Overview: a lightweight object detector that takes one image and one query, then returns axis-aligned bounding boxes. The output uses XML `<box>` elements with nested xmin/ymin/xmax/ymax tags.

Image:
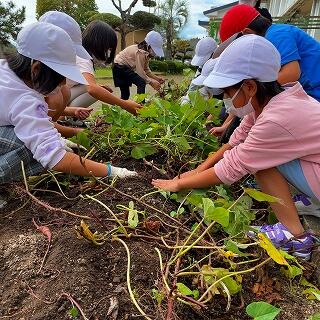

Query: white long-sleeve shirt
<box><xmin>0</xmin><ymin>59</ymin><xmax>66</xmax><ymax>169</ymax></box>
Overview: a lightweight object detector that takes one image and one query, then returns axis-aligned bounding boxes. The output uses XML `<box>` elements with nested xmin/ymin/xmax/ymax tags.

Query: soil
<box><xmin>0</xmin><ymin>159</ymin><xmax>319</xmax><ymax>320</ymax></box>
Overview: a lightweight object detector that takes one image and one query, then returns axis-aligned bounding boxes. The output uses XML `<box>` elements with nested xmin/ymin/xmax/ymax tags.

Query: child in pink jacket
<box><xmin>153</xmin><ymin>35</ymin><xmax>319</xmax><ymax>259</ymax></box>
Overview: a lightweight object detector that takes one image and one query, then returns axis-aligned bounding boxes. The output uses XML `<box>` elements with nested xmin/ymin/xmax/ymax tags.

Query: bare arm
<box><xmin>278</xmin><ymin>61</ymin><xmax>301</xmax><ymax>85</ymax></box>
<box><xmin>83</xmin><ymin>73</ymin><xmax>141</xmax><ymax>115</ymax></box>
<box><xmin>152</xmin><ymin>166</ymin><xmax>222</xmax><ymax>192</ymax></box>
<box><xmin>197</xmin><ymin>143</ymin><xmax>232</xmax><ymax>172</ymax></box>
<box><xmin>53</xmin><ymin>152</ymin><xmax>107</xmax><ymax>177</ymax></box>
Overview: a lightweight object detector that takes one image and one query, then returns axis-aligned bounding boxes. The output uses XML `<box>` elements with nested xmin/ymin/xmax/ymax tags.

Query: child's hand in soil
<box><xmin>124</xmin><ymin>100</ymin><xmax>142</xmax><ymax>115</ymax></box>
<box><xmin>109</xmin><ymin>166</ymin><xmax>138</xmax><ymax>178</ymax></box>
<box><xmin>150</xmin><ymin>79</ymin><xmax>161</xmax><ymax>91</ymax></box>
<box><xmin>101</xmin><ymin>85</ymin><xmax>113</xmax><ymax>93</ymax></box>
<box><xmin>74</xmin><ymin>108</ymin><xmax>93</xmax><ymax>120</ymax></box>
<box><xmin>152</xmin><ymin>178</ymin><xmax>180</xmax><ymax>192</ymax></box>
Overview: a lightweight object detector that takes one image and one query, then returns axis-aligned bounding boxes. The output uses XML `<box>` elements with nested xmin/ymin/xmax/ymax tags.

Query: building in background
<box><xmin>199</xmin><ymin>0</ymin><xmax>320</xmax><ymax>40</ymax></box>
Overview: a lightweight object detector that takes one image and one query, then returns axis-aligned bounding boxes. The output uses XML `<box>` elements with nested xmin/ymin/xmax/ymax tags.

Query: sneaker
<box><xmin>293</xmin><ymin>194</ymin><xmax>320</xmax><ymax>218</ymax></box>
<box><xmin>250</xmin><ymin>222</ymin><xmax>314</xmax><ymax>260</ymax></box>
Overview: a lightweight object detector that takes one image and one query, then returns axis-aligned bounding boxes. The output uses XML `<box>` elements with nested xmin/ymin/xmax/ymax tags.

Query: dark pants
<box><xmin>113</xmin><ymin>64</ymin><xmax>146</xmax><ymax>100</ymax></box>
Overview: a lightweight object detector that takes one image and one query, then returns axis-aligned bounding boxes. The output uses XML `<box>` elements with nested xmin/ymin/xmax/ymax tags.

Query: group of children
<box><xmin>0</xmin><ymin>11</ymin><xmax>165</xmax><ymax>186</ymax></box>
<box><xmin>0</xmin><ymin>6</ymin><xmax>319</xmax><ymax>259</ymax></box>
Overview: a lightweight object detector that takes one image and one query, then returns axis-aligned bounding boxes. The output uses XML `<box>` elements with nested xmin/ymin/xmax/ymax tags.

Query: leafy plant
<box><xmin>246</xmin><ymin>301</ymin><xmax>281</xmax><ymax>320</ymax></box>
<box><xmin>68</xmin><ymin>306</ymin><xmax>79</xmax><ymax>319</ymax></box>
<box><xmin>89</xmin><ymin>89</ymin><xmax>220</xmax><ymax>171</ymax></box>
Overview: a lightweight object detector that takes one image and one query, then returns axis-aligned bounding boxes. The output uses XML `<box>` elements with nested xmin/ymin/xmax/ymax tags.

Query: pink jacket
<box><xmin>214</xmin><ymin>83</ymin><xmax>320</xmax><ymax>200</ymax></box>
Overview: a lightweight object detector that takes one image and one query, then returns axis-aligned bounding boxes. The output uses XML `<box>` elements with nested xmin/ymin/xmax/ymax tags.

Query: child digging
<box><xmin>153</xmin><ymin>35</ymin><xmax>320</xmax><ymax>259</ymax></box>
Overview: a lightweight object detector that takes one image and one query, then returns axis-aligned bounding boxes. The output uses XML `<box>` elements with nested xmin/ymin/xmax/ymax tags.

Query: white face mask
<box><xmin>223</xmin><ymin>84</ymin><xmax>254</xmax><ymax>118</ymax></box>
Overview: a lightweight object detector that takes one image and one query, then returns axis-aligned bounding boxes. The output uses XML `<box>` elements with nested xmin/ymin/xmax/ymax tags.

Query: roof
<box><xmin>203</xmin><ymin>1</ymin><xmax>238</xmax><ymax>15</ymax></box>
<box><xmin>198</xmin><ymin>20</ymin><xmax>210</xmax><ymax>27</ymax></box>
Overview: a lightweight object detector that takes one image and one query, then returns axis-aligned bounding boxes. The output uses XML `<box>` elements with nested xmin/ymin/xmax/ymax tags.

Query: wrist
<box><xmin>106</xmin><ymin>162</ymin><xmax>112</xmax><ymax>177</ymax></box>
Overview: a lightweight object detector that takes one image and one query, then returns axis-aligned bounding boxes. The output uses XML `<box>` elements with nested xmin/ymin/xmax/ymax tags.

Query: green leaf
<box><xmin>172</xmin><ymin>136</ymin><xmax>191</xmax><ymax>152</ymax></box>
<box><xmin>203</xmin><ymin>198</ymin><xmax>229</xmax><ymax>227</ymax></box>
<box><xmin>138</xmin><ymin>103</ymin><xmax>159</xmax><ymax>118</ymax></box>
<box><xmin>133</xmin><ymin>93</ymin><xmax>147</xmax><ymax>103</ymax></box>
<box><xmin>69</xmin><ymin>131</ymin><xmax>91</xmax><ymax>150</ymax></box>
<box><xmin>192</xmin><ymin>289</ymin><xmax>200</xmax><ymax>299</ymax></box>
<box><xmin>303</xmin><ymin>287</ymin><xmax>320</xmax><ymax>301</ymax></box>
<box><xmin>281</xmin><ymin>265</ymin><xmax>303</xmax><ymax>279</ymax></box>
<box><xmin>151</xmin><ymin>288</ymin><xmax>165</xmax><ymax>304</ymax></box>
<box><xmin>68</xmin><ymin>306</ymin><xmax>79</xmax><ymax>319</ymax></box>
<box><xmin>128</xmin><ymin>201</ymin><xmax>139</xmax><ymax>228</ymax></box>
<box><xmin>176</xmin><ymin>283</ymin><xmax>193</xmax><ymax>296</ymax></box>
<box><xmin>224</xmin><ymin>240</ymin><xmax>247</xmax><ymax>257</ymax></box>
<box><xmin>246</xmin><ymin>301</ymin><xmax>281</xmax><ymax>320</ymax></box>
<box><xmin>244</xmin><ymin>188</ymin><xmax>282</xmax><ymax>203</ymax></box>
<box><xmin>258</xmin><ymin>233</ymin><xmax>289</xmax><ymax>266</ymax></box>
<box><xmin>131</xmin><ymin>144</ymin><xmax>157</xmax><ymax>159</ymax></box>
<box><xmin>309</xmin><ymin>313</ymin><xmax>320</xmax><ymax>320</ymax></box>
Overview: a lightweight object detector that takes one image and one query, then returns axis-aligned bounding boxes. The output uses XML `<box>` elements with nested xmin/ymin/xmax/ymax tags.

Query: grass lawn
<box><xmin>95</xmin><ymin>67</ymin><xmax>113</xmax><ymax>78</ymax></box>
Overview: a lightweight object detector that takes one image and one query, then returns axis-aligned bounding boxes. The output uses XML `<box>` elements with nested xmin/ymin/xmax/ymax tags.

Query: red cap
<box><xmin>219</xmin><ymin>4</ymin><xmax>260</xmax><ymax>42</ymax></box>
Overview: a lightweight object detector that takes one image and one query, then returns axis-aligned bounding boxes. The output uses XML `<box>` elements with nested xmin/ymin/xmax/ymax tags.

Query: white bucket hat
<box><xmin>16</xmin><ymin>22</ymin><xmax>87</xmax><ymax>85</ymax></box>
<box><xmin>192</xmin><ymin>58</ymin><xmax>219</xmax><ymax>86</ymax></box>
<box><xmin>145</xmin><ymin>31</ymin><xmax>164</xmax><ymax>57</ymax></box>
<box><xmin>191</xmin><ymin>37</ymin><xmax>217</xmax><ymax>67</ymax></box>
<box><xmin>203</xmin><ymin>35</ymin><xmax>281</xmax><ymax>89</ymax></box>
<box><xmin>39</xmin><ymin>11</ymin><xmax>92</xmax><ymax>60</ymax></box>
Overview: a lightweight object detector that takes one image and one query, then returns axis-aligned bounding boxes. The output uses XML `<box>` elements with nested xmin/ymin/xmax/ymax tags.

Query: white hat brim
<box><xmin>203</xmin><ymin>72</ymin><xmax>243</xmax><ymax>89</ymax></box>
<box><xmin>43</xmin><ymin>60</ymin><xmax>88</xmax><ymax>85</ymax></box>
<box><xmin>192</xmin><ymin>74</ymin><xmax>206</xmax><ymax>86</ymax></box>
<box><xmin>151</xmin><ymin>45</ymin><xmax>164</xmax><ymax>57</ymax></box>
<box><xmin>191</xmin><ymin>53</ymin><xmax>211</xmax><ymax>67</ymax></box>
<box><xmin>75</xmin><ymin>44</ymin><xmax>92</xmax><ymax>60</ymax></box>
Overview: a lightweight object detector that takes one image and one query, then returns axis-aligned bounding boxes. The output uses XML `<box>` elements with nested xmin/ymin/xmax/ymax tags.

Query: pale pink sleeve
<box><xmin>214</xmin><ymin>120</ymin><xmax>297</xmax><ymax>185</ymax></box>
<box><xmin>228</xmin><ymin>113</ymin><xmax>255</xmax><ymax>147</ymax></box>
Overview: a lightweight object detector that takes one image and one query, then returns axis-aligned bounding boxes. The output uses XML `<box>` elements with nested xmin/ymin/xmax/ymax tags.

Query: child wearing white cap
<box><xmin>38</xmin><ymin>11</ymin><xmax>95</xmax><ymax>137</ymax></box>
<box><xmin>153</xmin><ymin>35</ymin><xmax>320</xmax><ymax>259</ymax></box>
<box><xmin>39</xmin><ymin>15</ymin><xmax>141</xmax><ymax>119</ymax></box>
<box><xmin>0</xmin><ymin>22</ymin><xmax>136</xmax><ymax>186</ymax></box>
<box><xmin>113</xmin><ymin>31</ymin><xmax>165</xmax><ymax>99</ymax></box>
<box><xmin>180</xmin><ymin>37</ymin><xmax>217</xmax><ymax>106</ymax></box>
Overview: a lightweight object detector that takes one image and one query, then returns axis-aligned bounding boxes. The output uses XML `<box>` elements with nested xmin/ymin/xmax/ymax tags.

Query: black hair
<box><xmin>138</xmin><ymin>40</ymin><xmax>150</xmax><ymax>51</ymax></box>
<box><xmin>247</xmin><ymin>15</ymin><xmax>272</xmax><ymax>36</ymax></box>
<box><xmin>6</xmin><ymin>53</ymin><xmax>65</xmax><ymax>95</ymax></box>
<box><xmin>231</xmin><ymin>80</ymin><xmax>284</xmax><ymax>105</ymax></box>
<box><xmin>82</xmin><ymin>20</ymin><xmax>117</xmax><ymax>64</ymax></box>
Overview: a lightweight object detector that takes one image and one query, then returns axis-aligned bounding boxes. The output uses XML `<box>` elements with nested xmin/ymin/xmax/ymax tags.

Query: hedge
<box><xmin>149</xmin><ymin>59</ymin><xmax>195</xmax><ymax>74</ymax></box>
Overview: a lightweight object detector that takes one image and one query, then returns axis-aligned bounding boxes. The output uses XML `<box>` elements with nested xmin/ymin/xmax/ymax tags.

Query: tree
<box><xmin>0</xmin><ymin>1</ymin><xmax>25</xmax><ymax>46</ymax></box>
<box><xmin>157</xmin><ymin>0</ymin><xmax>189</xmax><ymax>59</ymax></box>
<box><xmin>36</xmin><ymin>0</ymin><xmax>98</xmax><ymax>29</ymax></box>
<box><xmin>88</xmin><ymin>13</ymin><xmax>122</xmax><ymax>29</ymax></box>
<box><xmin>129</xmin><ymin>11</ymin><xmax>161</xmax><ymax>30</ymax></box>
<box><xmin>110</xmin><ymin>0</ymin><xmax>158</xmax><ymax>50</ymax></box>
<box><xmin>172</xmin><ymin>39</ymin><xmax>192</xmax><ymax>62</ymax></box>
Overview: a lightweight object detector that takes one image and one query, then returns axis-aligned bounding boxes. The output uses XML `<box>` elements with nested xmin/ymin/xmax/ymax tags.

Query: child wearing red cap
<box><xmin>219</xmin><ymin>4</ymin><xmax>320</xmax><ymax>102</ymax></box>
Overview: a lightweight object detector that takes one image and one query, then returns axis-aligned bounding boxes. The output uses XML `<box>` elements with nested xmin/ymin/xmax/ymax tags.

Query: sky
<box><xmin>13</xmin><ymin>0</ymin><xmax>228</xmax><ymax>39</ymax></box>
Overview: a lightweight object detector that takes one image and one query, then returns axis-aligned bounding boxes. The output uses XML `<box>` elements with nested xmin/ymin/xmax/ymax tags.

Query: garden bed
<box><xmin>0</xmin><ymin>164</ymin><xmax>319</xmax><ymax>320</ymax></box>
<box><xmin>0</xmin><ymin>84</ymin><xmax>319</xmax><ymax>320</ymax></box>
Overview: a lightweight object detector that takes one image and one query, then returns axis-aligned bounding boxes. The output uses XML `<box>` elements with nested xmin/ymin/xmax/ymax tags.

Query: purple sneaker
<box><xmin>251</xmin><ymin>223</ymin><xmax>314</xmax><ymax>260</ymax></box>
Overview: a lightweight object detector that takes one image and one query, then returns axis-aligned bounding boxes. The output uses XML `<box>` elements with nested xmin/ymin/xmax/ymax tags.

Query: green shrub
<box><xmin>149</xmin><ymin>59</ymin><xmax>192</xmax><ymax>74</ymax></box>
<box><xmin>149</xmin><ymin>60</ymin><xmax>168</xmax><ymax>73</ymax></box>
